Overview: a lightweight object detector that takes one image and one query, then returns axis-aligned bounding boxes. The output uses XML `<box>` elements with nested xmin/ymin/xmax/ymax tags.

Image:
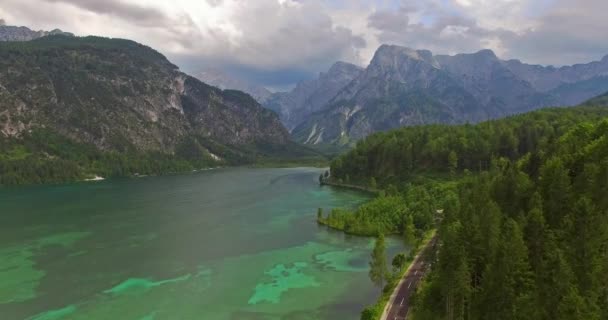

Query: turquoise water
<box><xmin>0</xmin><ymin>168</ymin><xmax>405</xmax><ymax>319</ymax></box>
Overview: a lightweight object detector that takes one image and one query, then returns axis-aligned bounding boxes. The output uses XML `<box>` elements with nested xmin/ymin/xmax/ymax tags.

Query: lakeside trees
<box><xmin>326</xmin><ymin>102</ymin><xmax>608</xmax><ymax>319</ymax></box>
<box><xmin>369</xmin><ymin>234</ymin><xmax>389</xmax><ymax>293</ymax></box>
<box><xmin>329</xmin><ymin>105</ymin><xmax>608</xmax><ymax>189</ymax></box>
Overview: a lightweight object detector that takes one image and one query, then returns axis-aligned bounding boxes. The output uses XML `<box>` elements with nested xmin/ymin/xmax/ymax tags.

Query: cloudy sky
<box><xmin>1</xmin><ymin>0</ymin><xmax>607</xmax><ymax>90</ymax></box>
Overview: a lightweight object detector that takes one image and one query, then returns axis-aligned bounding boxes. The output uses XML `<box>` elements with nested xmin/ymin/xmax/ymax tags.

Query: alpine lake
<box><xmin>0</xmin><ymin>167</ymin><xmax>407</xmax><ymax>320</ymax></box>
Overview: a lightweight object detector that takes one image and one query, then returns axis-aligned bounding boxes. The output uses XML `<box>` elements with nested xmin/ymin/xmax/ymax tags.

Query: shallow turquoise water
<box><xmin>0</xmin><ymin>167</ymin><xmax>405</xmax><ymax>319</ymax></box>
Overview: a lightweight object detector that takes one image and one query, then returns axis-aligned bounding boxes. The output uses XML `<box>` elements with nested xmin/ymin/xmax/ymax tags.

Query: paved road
<box><xmin>383</xmin><ymin>237</ymin><xmax>437</xmax><ymax>320</ymax></box>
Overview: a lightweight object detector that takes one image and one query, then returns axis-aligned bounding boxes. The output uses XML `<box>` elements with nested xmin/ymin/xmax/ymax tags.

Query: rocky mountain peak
<box><xmin>373</xmin><ymin>44</ymin><xmax>436</xmax><ymax>64</ymax></box>
<box><xmin>474</xmin><ymin>49</ymin><xmax>498</xmax><ymax>60</ymax></box>
<box><xmin>321</xmin><ymin>61</ymin><xmax>364</xmax><ymax>83</ymax></box>
<box><xmin>194</xmin><ymin>68</ymin><xmax>272</xmax><ymax>104</ymax></box>
<box><xmin>0</xmin><ymin>24</ymin><xmax>74</xmax><ymax>41</ymax></box>
<box><xmin>327</xmin><ymin>61</ymin><xmax>363</xmax><ymax>74</ymax></box>
<box><xmin>369</xmin><ymin>44</ymin><xmax>441</xmax><ymax>75</ymax></box>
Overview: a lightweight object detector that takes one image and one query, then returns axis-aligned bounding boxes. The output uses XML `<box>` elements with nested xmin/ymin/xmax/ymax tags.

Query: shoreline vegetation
<box><xmin>322</xmin><ymin>102</ymin><xmax>608</xmax><ymax>320</ymax></box>
<box><xmin>315</xmin><ymin>178</ymin><xmax>443</xmax><ymax>320</ymax></box>
<box><xmin>376</xmin><ymin>231</ymin><xmax>436</xmax><ymax>320</ymax></box>
<box><xmin>0</xmin><ymin>128</ymin><xmax>329</xmax><ymax>187</ymax></box>
<box><xmin>320</xmin><ymin>179</ymin><xmax>380</xmax><ymax>195</ymax></box>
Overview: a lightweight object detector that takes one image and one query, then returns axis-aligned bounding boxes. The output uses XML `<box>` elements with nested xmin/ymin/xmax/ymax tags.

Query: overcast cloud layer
<box><xmin>1</xmin><ymin>0</ymin><xmax>607</xmax><ymax>88</ymax></box>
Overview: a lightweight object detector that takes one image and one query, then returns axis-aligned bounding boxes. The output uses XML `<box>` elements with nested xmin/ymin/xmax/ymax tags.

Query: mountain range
<box><xmin>264</xmin><ymin>62</ymin><xmax>364</xmax><ymax>130</ymax></box>
<box><xmin>195</xmin><ymin>68</ymin><xmax>273</xmax><ymax>104</ymax></box>
<box><xmin>286</xmin><ymin>45</ymin><xmax>608</xmax><ymax>145</ymax></box>
<box><xmin>0</xmin><ymin>24</ymin><xmax>73</xmax><ymax>41</ymax></box>
<box><xmin>0</xmin><ymin>33</ymin><xmax>315</xmax><ymax>173</ymax></box>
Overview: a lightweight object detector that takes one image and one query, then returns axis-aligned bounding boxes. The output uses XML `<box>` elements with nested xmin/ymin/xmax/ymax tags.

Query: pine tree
<box><xmin>539</xmin><ymin>158</ymin><xmax>571</xmax><ymax>228</ymax></box>
<box><xmin>448</xmin><ymin>150</ymin><xmax>458</xmax><ymax>175</ymax></box>
<box><xmin>369</xmin><ymin>234</ymin><xmax>388</xmax><ymax>293</ymax></box>
<box><xmin>370</xmin><ymin>177</ymin><xmax>377</xmax><ymax>189</ymax></box>
<box><xmin>524</xmin><ymin>193</ymin><xmax>546</xmax><ymax>274</ymax></box>
<box><xmin>402</xmin><ymin>215</ymin><xmax>416</xmax><ymax>247</ymax></box>
<box><xmin>477</xmin><ymin>219</ymin><xmax>536</xmax><ymax>320</ymax></box>
<box><xmin>567</xmin><ymin>197</ymin><xmax>605</xmax><ymax>295</ymax></box>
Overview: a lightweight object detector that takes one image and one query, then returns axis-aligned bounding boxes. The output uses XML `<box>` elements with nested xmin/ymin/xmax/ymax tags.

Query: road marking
<box><xmin>408</xmin><ymin>282</ymin><xmax>412</xmax><ymax>289</ymax></box>
<box><xmin>400</xmin><ymin>298</ymin><xmax>404</xmax><ymax>306</ymax></box>
<box><xmin>415</xmin><ymin>270</ymin><xmax>418</xmax><ymax>276</ymax></box>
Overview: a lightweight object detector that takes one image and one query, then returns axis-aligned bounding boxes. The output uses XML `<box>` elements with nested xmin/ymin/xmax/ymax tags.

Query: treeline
<box><xmin>329</xmin><ymin>105</ymin><xmax>608</xmax><ymax>187</ymax></box>
<box><xmin>326</xmin><ymin>101</ymin><xmax>608</xmax><ymax>319</ymax></box>
<box><xmin>0</xmin><ymin>130</ymin><xmax>214</xmax><ymax>186</ymax></box>
<box><xmin>318</xmin><ymin>181</ymin><xmax>454</xmax><ymax>237</ymax></box>
<box><xmin>411</xmin><ymin>118</ymin><xmax>608</xmax><ymax>319</ymax></box>
<box><xmin>0</xmin><ymin>129</ymin><xmax>323</xmax><ymax>186</ymax></box>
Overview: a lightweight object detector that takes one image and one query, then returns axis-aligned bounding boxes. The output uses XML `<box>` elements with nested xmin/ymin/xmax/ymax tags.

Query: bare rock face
<box><xmin>503</xmin><ymin>56</ymin><xmax>608</xmax><ymax>106</ymax></box>
<box><xmin>264</xmin><ymin>61</ymin><xmax>363</xmax><ymax>130</ymax></box>
<box><xmin>293</xmin><ymin>44</ymin><xmax>608</xmax><ymax>146</ymax></box>
<box><xmin>194</xmin><ymin>68</ymin><xmax>273</xmax><ymax>104</ymax></box>
<box><xmin>0</xmin><ymin>35</ymin><xmax>289</xmax><ymax>153</ymax></box>
<box><xmin>0</xmin><ymin>25</ymin><xmax>74</xmax><ymax>42</ymax></box>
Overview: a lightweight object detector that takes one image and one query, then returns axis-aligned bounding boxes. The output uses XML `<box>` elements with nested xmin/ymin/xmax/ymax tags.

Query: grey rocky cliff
<box><xmin>0</xmin><ymin>35</ymin><xmax>289</xmax><ymax>154</ymax></box>
<box><xmin>293</xmin><ymin>45</ymin><xmax>608</xmax><ymax>146</ymax></box>
<box><xmin>0</xmin><ymin>25</ymin><xmax>73</xmax><ymax>42</ymax></box>
<box><xmin>264</xmin><ymin>61</ymin><xmax>363</xmax><ymax>130</ymax></box>
<box><xmin>194</xmin><ymin>68</ymin><xmax>273</xmax><ymax>104</ymax></box>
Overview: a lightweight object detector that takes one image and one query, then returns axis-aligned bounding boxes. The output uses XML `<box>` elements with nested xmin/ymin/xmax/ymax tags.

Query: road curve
<box><xmin>381</xmin><ymin>236</ymin><xmax>437</xmax><ymax>320</ymax></box>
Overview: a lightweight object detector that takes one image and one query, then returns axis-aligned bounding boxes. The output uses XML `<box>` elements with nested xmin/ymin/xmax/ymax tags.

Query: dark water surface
<box><xmin>0</xmin><ymin>167</ymin><xmax>405</xmax><ymax>320</ymax></box>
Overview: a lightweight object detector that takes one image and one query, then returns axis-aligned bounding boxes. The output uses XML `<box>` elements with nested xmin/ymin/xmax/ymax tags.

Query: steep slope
<box><xmin>264</xmin><ymin>61</ymin><xmax>363</xmax><ymax>130</ymax></box>
<box><xmin>0</xmin><ymin>24</ymin><xmax>73</xmax><ymax>41</ymax></box>
<box><xmin>435</xmin><ymin>49</ymin><xmax>555</xmax><ymax>114</ymax></box>
<box><xmin>194</xmin><ymin>68</ymin><xmax>272</xmax><ymax>104</ymax></box>
<box><xmin>293</xmin><ymin>45</ymin><xmax>608</xmax><ymax>147</ymax></box>
<box><xmin>0</xmin><ymin>35</ymin><xmax>288</xmax><ymax>150</ymax></box>
<box><xmin>0</xmin><ymin>35</ymin><xmax>318</xmax><ymax>185</ymax></box>
<box><xmin>580</xmin><ymin>90</ymin><xmax>608</xmax><ymax>106</ymax></box>
<box><xmin>503</xmin><ymin>56</ymin><xmax>608</xmax><ymax>105</ymax></box>
<box><xmin>292</xmin><ymin>46</ymin><xmax>480</xmax><ymax>145</ymax></box>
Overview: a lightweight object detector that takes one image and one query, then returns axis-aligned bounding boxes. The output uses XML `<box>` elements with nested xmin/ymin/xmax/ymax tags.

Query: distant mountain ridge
<box><xmin>291</xmin><ymin>44</ymin><xmax>608</xmax><ymax>145</ymax></box>
<box><xmin>0</xmin><ymin>35</ymin><xmax>298</xmax><ymax>162</ymax></box>
<box><xmin>0</xmin><ymin>24</ymin><xmax>73</xmax><ymax>41</ymax></box>
<box><xmin>265</xmin><ymin>61</ymin><xmax>363</xmax><ymax>130</ymax></box>
<box><xmin>194</xmin><ymin>68</ymin><xmax>273</xmax><ymax>104</ymax></box>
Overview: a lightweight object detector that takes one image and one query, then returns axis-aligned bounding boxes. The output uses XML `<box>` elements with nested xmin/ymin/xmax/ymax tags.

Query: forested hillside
<box><xmin>411</xmin><ymin>118</ymin><xmax>608</xmax><ymax>319</ymax></box>
<box><xmin>329</xmin><ymin>104</ymin><xmax>608</xmax><ymax>187</ymax></box>
<box><xmin>0</xmin><ymin>35</ymin><xmax>322</xmax><ymax>186</ymax></box>
<box><xmin>325</xmin><ymin>98</ymin><xmax>608</xmax><ymax>319</ymax></box>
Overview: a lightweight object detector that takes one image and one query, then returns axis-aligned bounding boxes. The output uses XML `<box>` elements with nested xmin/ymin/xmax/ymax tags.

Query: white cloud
<box><xmin>1</xmin><ymin>0</ymin><xmax>607</xmax><ymax>86</ymax></box>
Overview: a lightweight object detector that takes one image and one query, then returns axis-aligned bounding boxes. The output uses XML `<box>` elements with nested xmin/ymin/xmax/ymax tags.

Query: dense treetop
<box><xmin>325</xmin><ymin>96</ymin><xmax>608</xmax><ymax>320</ymax></box>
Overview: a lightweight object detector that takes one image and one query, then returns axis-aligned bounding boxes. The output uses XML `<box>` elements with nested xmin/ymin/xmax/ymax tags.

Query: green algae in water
<box><xmin>139</xmin><ymin>311</ymin><xmax>158</xmax><ymax>320</ymax></box>
<box><xmin>36</xmin><ymin>232</ymin><xmax>91</xmax><ymax>248</ymax></box>
<box><xmin>314</xmin><ymin>249</ymin><xmax>367</xmax><ymax>272</ymax></box>
<box><xmin>27</xmin><ymin>305</ymin><xmax>77</xmax><ymax>320</ymax></box>
<box><xmin>0</xmin><ymin>231</ymin><xmax>90</xmax><ymax>304</ymax></box>
<box><xmin>0</xmin><ymin>246</ymin><xmax>45</xmax><ymax>304</ymax></box>
<box><xmin>104</xmin><ymin>274</ymin><xmax>192</xmax><ymax>295</ymax></box>
<box><xmin>248</xmin><ymin>262</ymin><xmax>320</xmax><ymax>305</ymax></box>
<box><xmin>1</xmin><ymin>168</ymin><xmax>376</xmax><ymax>320</ymax></box>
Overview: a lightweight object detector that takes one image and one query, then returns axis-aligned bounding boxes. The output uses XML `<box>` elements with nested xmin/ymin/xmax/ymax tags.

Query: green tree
<box><xmin>392</xmin><ymin>253</ymin><xmax>407</xmax><ymax>273</ymax></box>
<box><xmin>369</xmin><ymin>234</ymin><xmax>388</xmax><ymax>293</ymax></box>
<box><xmin>539</xmin><ymin>157</ymin><xmax>571</xmax><ymax>228</ymax></box>
<box><xmin>448</xmin><ymin>150</ymin><xmax>458</xmax><ymax>175</ymax></box>
<box><xmin>477</xmin><ymin>219</ymin><xmax>536</xmax><ymax>320</ymax></box>
<box><xmin>402</xmin><ymin>215</ymin><xmax>416</xmax><ymax>246</ymax></box>
<box><xmin>370</xmin><ymin>177</ymin><xmax>377</xmax><ymax>189</ymax></box>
